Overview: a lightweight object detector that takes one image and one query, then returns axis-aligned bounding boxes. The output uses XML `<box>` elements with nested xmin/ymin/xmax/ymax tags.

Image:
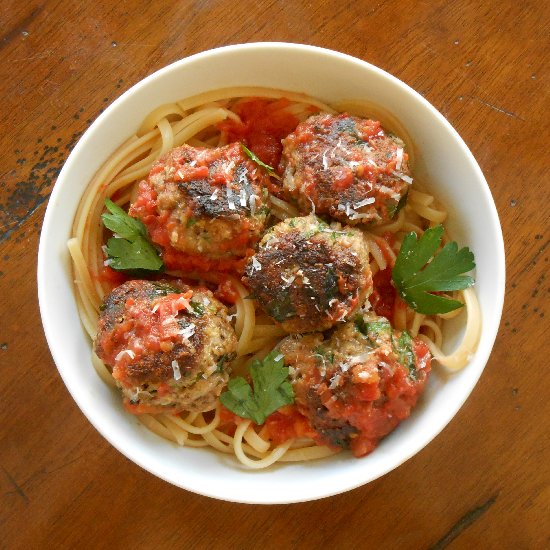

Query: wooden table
<box><xmin>1</xmin><ymin>1</ymin><xmax>548</xmax><ymax>548</ymax></box>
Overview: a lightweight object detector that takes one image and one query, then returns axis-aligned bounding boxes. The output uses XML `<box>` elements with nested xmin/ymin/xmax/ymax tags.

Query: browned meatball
<box><xmin>279</xmin><ymin>313</ymin><xmax>432</xmax><ymax>456</ymax></box>
<box><xmin>243</xmin><ymin>215</ymin><xmax>372</xmax><ymax>333</ymax></box>
<box><xmin>129</xmin><ymin>142</ymin><xmax>270</xmax><ymax>272</ymax></box>
<box><xmin>95</xmin><ymin>280</ymin><xmax>237</xmax><ymax>414</ymax></box>
<box><xmin>280</xmin><ymin>113</ymin><xmax>411</xmax><ymax>225</ymax></box>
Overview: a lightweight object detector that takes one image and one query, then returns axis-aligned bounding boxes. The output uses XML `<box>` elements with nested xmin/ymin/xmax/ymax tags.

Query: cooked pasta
<box><xmin>68</xmin><ymin>88</ymin><xmax>481</xmax><ymax>468</ymax></box>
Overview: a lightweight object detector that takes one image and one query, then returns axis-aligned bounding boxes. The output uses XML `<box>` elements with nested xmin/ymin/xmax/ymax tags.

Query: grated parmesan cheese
<box><xmin>251</xmin><ymin>256</ymin><xmax>262</xmax><ymax>271</ymax></box>
<box><xmin>322</xmin><ymin>151</ymin><xmax>329</xmax><ymax>170</ymax></box>
<box><xmin>226</xmin><ymin>185</ymin><xmax>236</xmax><ymax>210</ymax></box>
<box><xmin>354</xmin><ymin>197</ymin><xmax>376</xmax><ymax>209</ymax></box>
<box><xmin>179</xmin><ymin>323</ymin><xmax>196</xmax><ymax>340</ymax></box>
<box><xmin>328</xmin><ymin>373</ymin><xmax>341</xmax><ymax>390</ymax></box>
<box><xmin>348</xmin><ymin>353</ymin><xmax>373</xmax><ymax>365</ymax></box>
<box><xmin>171</xmin><ymin>360</ymin><xmax>182</xmax><ymax>381</ymax></box>
<box><xmin>395</xmin><ymin>148</ymin><xmax>404</xmax><ymax>170</ymax></box>
<box><xmin>281</xmin><ymin>274</ymin><xmax>295</xmax><ymax>286</ymax></box>
<box><xmin>394</xmin><ymin>171</ymin><xmax>413</xmax><ymax>184</ymax></box>
<box><xmin>249</xmin><ymin>193</ymin><xmax>257</xmax><ymax>216</ymax></box>
<box><xmin>115</xmin><ymin>349</ymin><xmax>135</xmax><ymax>362</ymax></box>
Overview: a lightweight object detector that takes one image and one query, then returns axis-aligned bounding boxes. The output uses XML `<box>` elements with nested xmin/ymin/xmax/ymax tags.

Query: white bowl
<box><xmin>38</xmin><ymin>43</ymin><xmax>505</xmax><ymax>503</ymax></box>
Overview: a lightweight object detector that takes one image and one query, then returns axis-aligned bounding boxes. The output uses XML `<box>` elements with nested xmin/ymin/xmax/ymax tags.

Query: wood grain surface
<box><xmin>1</xmin><ymin>1</ymin><xmax>548</xmax><ymax>548</ymax></box>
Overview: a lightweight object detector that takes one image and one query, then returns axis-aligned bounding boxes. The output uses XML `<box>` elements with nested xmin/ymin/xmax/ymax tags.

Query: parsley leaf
<box><xmin>392</xmin><ymin>225</ymin><xmax>475</xmax><ymax>314</ymax></box>
<box><xmin>220</xmin><ymin>350</ymin><xmax>294</xmax><ymax>425</ymax></box>
<box><xmin>241</xmin><ymin>143</ymin><xmax>281</xmax><ymax>180</ymax></box>
<box><xmin>101</xmin><ymin>199</ymin><xmax>164</xmax><ymax>272</ymax></box>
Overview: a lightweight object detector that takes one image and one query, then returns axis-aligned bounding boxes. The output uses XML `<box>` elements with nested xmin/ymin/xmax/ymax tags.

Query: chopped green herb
<box><xmin>392</xmin><ymin>225</ymin><xmax>475</xmax><ymax>314</ymax></box>
<box><xmin>187</xmin><ymin>218</ymin><xmax>197</xmax><ymax>227</ymax></box>
<box><xmin>314</xmin><ymin>346</ymin><xmax>335</xmax><ymax>364</ymax></box>
<box><xmin>387</xmin><ymin>191</ymin><xmax>408</xmax><ymax>219</ymax></box>
<box><xmin>335</xmin><ymin>117</ymin><xmax>356</xmax><ymax>134</ymax></box>
<box><xmin>216</xmin><ymin>352</ymin><xmax>236</xmax><ymax>373</ymax></box>
<box><xmin>241</xmin><ymin>143</ymin><xmax>281</xmax><ymax>180</ymax></box>
<box><xmin>266</xmin><ymin>292</ymin><xmax>295</xmax><ymax>322</ymax></box>
<box><xmin>392</xmin><ymin>330</ymin><xmax>416</xmax><ymax>378</ymax></box>
<box><xmin>220</xmin><ymin>351</ymin><xmax>294</xmax><ymax>425</ymax></box>
<box><xmin>323</xmin><ymin>267</ymin><xmax>338</xmax><ymax>302</ymax></box>
<box><xmin>101</xmin><ymin>199</ymin><xmax>163</xmax><ymax>272</ymax></box>
<box><xmin>189</xmin><ymin>300</ymin><xmax>205</xmax><ymax>316</ymax></box>
<box><xmin>150</xmin><ymin>282</ymin><xmax>180</xmax><ymax>296</ymax></box>
<box><xmin>355</xmin><ymin>316</ymin><xmax>391</xmax><ymax>346</ymax></box>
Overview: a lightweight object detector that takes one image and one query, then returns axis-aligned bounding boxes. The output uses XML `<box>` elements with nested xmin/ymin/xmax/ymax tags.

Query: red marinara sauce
<box><xmin>217</xmin><ymin>98</ymin><xmax>306</xmax><ymax>194</ymax></box>
<box><xmin>218</xmin><ymin>404</ymin><xmax>316</xmax><ymax>445</ymax></box>
<box><xmin>332</xmin><ymin>339</ymin><xmax>432</xmax><ymax>458</ymax></box>
<box><xmin>370</xmin><ymin>233</ymin><xmax>399</xmax><ymax>322</ymax></box>
<box><xmin>370</xmin><ymin>267</ymin><xmax>396</xmax><ymax>322</ymax></box>
<box><xmin>262</xmin><ymin>405</ymin><xmax>317</xmax><ymax>445</ymax></box>
<box><xmin>96</xmin><ymin>288</ymin><xmax>195</xmax><ymax>380</ymax></box>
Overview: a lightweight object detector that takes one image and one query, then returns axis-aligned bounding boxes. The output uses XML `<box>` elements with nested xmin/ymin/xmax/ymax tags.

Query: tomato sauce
<box><xmin>218</xmin><ymin>404</ymin><xmax>317</xmax><ymax>446</ymax></box>
<box><xmin>321</xmin><ymin>342</ymin><xmax>431</xmax><ymax>458</ymax></box>
<box><xmin>129</xmin><ymin>180</ymin><xmax>250</xmax><ymax>274</ymax></box>
<box><xmin>96</xmin><ymin>288</ymin><xmax>194</xmax><ymax>388</ymax></box>
<box><xmin>214</xmin><ymin>278</ymin><xmax>239</xmax><ymax>305</ymax></box>
<box><xmin>370</xmin><ymin>267</ymin><xmax>396</xmax><ymax>321</ymax></box>
<box><xmin>97</xmin><ymin>265</ymin><xmax>128</xmax><ymax>290</ymax></box>
<box><xmin>262</xmin><ymin>405</ymin><xmax>317</xmax><ymax>444</ymax></box>
<box><xmin>217</xmin><ymin>98</ymin><xmax>303</xmax><ymax>193</ymax></box>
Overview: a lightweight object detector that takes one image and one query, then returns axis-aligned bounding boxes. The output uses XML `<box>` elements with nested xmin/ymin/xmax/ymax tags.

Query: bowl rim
<box><xmin>37</xmin><ymin>41</ymin><xmax>505</xmax><ymax>503</ymax></box>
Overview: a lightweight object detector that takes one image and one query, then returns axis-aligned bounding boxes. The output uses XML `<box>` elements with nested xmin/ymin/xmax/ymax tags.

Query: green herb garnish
<box><xmin>220</xmin><ymin>351</ymin><xmax>294</xmax><ymax>425</ymax></box>
<box><xmin>387</xmin><ymin>191</ymin><xmax>408</xmax><ymax>219</ymax></box>
<box><xmin>355</xmin><ymin>317</ymin><xmax>391</xmax><ymax>338</ymax></box>
<box><xmin>216</xmin><ymin>352</ymin><xmax>236</xmax><ymax>373</ymax></box>
<box><xmin>241</xmin><ymin>143</ymin><xmax>281</xmax><ymax>180</ymax></box>
<box><xmin>392</xmin><ymin>225</ymin><xmax>475</xmax><ymax>314</ymax></box>
<box><xmin>392</xmin><ymin>330</ymin><xmax>416</xmax><ymax>378</ymax></box>
<box><xmin>101</xmin><ymin>199</ymin><xmax>163</xmax><ymax>272</ymax></box>
<box><xmin>323</xmin><ymin>267</ymin><xmax>338</xmax><ymax>302</ymax></box>
<box><xmin>266</xmin><ymin>292</ymin><xmax>295</xmax><ymax>322</ymax></box>
<box><xmin>313</xmin><ymin>346</ymin><xmax>335</xmax><ymax>364</ymax></box>
<box><xmin>189</xmin><ymin>300</ymin><xmax>205</xmax><ymax>316</ymax></box>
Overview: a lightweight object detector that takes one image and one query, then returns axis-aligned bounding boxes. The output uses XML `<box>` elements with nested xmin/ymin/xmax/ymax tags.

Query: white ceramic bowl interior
<box><xmin>38</xmin><ymin>43</ymin><xmax>505</xmax><ymax>504</ymax></box>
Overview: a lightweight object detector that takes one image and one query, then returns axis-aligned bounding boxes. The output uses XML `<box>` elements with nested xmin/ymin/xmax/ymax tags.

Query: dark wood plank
<box><xmin>1</xmin><ymin>1</ymin><xmax>548</xmax><ymax>548</ymax></box>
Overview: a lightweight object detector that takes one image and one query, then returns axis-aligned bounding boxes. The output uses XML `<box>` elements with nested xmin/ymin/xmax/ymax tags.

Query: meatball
<box><xmin>243</xmin><ymin>215</ymin><xmax>372</xmax><ymax>333</ymax></box>
<box><xmin>129</xmin><ymin>142</ymin><xmax>270</xmax><ymax>272</ymax></box>
<box><xmin>95</xmin><ymin>280</ymin><xmax>238</xmax><ymax>414</ymax></box>
<box><xmin>279</xmin><ymin>313</ymin><xmax>432</xmax><ymax>456</ymax></box>
<box><xmin>280</xmin><ymin>113</ymin><xmax>411</xmax><ymax>225</ymax></box>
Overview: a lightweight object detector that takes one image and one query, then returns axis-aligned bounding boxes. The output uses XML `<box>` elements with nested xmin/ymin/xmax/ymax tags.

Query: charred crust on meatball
<box><xmin>305</xmin><ymin>389</ymin><xmax>358</xmax><ymax>449</ymax></box>
<box><xmin>98</xmin><ymin>280</ymin><xmax>182</xmax><ymax>333</ymax></box>
<box><xmin>95</xmin><ymin>279</ymin><xmax>238</xmax><ymax>413</ymax></box>
<box><xmin>243</xmin><ymin>215</ymin><xmax>372</xmax><ymax>333</ymax></box>
<box><xmin>130</xmin><ymin>142</ymin><xmax>271</xmax><ymax>264</ymax></box>
<box><xmin>280</xmin><ymin>113</ymin><xmax>411</xmax><ymax>226</ymax></box>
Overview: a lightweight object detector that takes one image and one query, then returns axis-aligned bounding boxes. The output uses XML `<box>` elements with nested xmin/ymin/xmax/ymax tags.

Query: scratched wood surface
<box><xmin>1</xmin><ymin>1</ymin><xmax>548</xmax><ymax>548</ymax></box>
